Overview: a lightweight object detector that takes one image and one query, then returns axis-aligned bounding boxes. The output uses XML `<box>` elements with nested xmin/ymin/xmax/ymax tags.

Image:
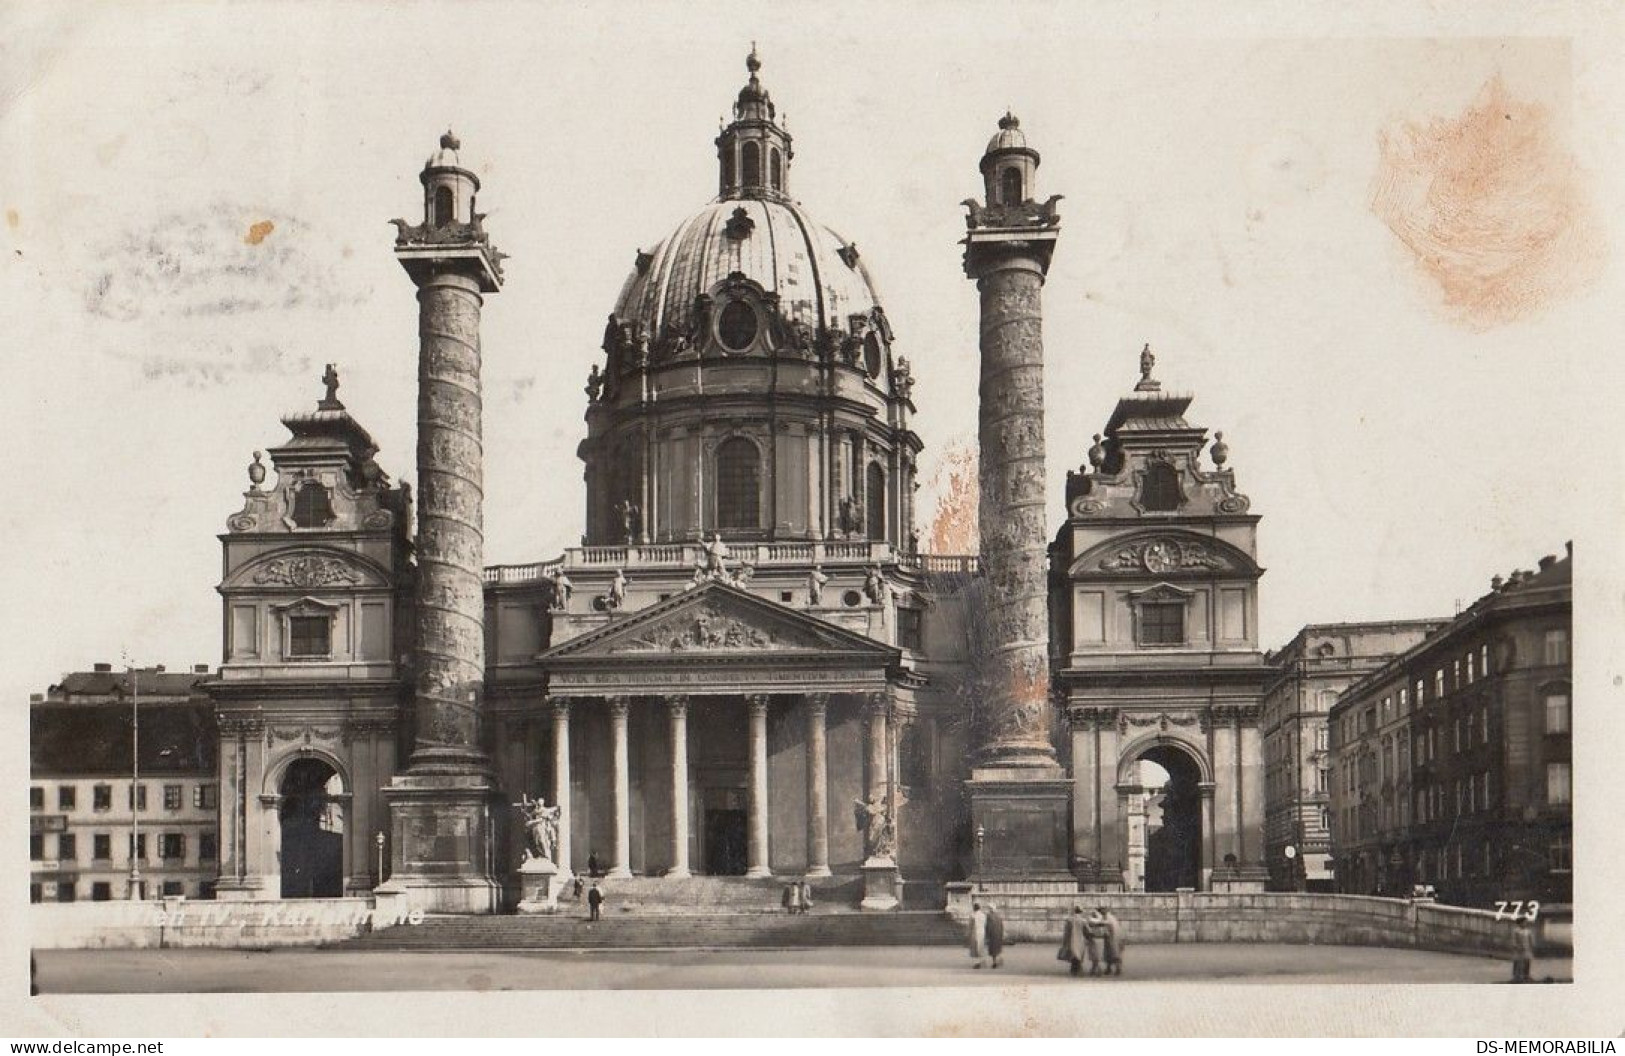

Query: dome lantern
<box><xmin>715</xmin><ymin>44</ymin><xmax>793</xmax><ymax>200</ymax></box>
<box><xmin>979</xmin><ymin>111</ymin><xmax>1041</xmax><ymax>207</ymax></box>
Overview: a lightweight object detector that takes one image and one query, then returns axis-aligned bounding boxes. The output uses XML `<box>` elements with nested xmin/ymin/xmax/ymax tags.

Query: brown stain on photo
<box><xmin>927</xmin><ymin>440</ymin><xmax>979</xmax><ymax>554</ymax></box>
<box><xmin>1370</xmin><ymin>75</ymin><xmax>1605</xmax><ymax>330</ymax></box>
<box><xmin>5</xmin><ymin>208</ymin><xmax>18</xmax><ymax>231</ymax></box>
<box><xmin>244</xmin><ymin>219</ymin><xmax>275</xmax><ymax>245</ymax></box>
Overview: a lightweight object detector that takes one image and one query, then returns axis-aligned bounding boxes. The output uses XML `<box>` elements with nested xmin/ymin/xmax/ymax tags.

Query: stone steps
<box><xmin>341</xmin><ymin>910</ymin><xmax>963</xmax><ymax>950</ymax></box>
<box><xmin>561</xmin><ymin>874</ymin><xmax>863</xmax><ymax>915</ymax></box>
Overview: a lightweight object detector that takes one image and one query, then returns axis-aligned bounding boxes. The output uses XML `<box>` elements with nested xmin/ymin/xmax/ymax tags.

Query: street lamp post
<box><xmin>125</xmin><ymin>666</ymin><xmax>143</xmax><ymax>900</ymax></box>
<box><xmin>375</xmin><ymin>831</ymin><xmax>386</xmax><ymax>886</ymax></box>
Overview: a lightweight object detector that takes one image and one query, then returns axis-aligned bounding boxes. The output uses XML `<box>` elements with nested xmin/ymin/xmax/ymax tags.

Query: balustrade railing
<box><xmin>480</xmin><ymin>544</ymin><xmax>979</xmax><ymax>583</ymax></box>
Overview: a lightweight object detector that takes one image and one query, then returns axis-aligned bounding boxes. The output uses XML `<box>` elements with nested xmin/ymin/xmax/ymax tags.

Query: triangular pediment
<box><xmin>541</xmin><ymin>580</ymin><xmax>899</xmax><ymax>662</ymax></box>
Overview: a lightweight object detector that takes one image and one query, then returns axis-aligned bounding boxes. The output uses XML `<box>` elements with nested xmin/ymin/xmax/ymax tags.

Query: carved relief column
<box><xmin>665</xmin><ymin>695</ymin><xmax>692</xmax><ymax>878</ymax></box>
<box><xmin>745</xmin><ymin>695</ymin><xmax>772</xmax><ymax>878</ymax></box>
<box><xmin>607</xmin><ymin>696</ymin><xmax>633</xmax><ymax>878</ymax></box>
<box><xmin>804</xmin><ymin>693</ymin><xmax>831</xmax><ymax>877</ymax></box>
<box><xmin>551</xmin><ymin>697</ymin><xmax>572</xmax><ymax>877</ymax></box>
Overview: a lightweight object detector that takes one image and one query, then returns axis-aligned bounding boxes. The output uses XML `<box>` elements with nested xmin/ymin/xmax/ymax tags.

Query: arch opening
<box><xmin>278</xmin><ymin>758</ymin><xmax>345</xmax><ymax>898</ymax></box>
<box><xmin>433</xmin><ymin>185</ymin><xmax>455</xmax><ymax>227</ymax></box>
<box><xmin>999</xmin><ymin>166</ymin><xmax>1024</xmax><ymax>206</ymax></box>
<box><xmin>1131</xmin><ymin>743</ymin><xmax>1203</xmax><ymax>892</ymax></box>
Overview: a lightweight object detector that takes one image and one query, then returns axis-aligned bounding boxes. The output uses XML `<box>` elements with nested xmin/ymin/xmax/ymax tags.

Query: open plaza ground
<box><xmin>33</xmin><ymin>942</ymin><xmax>1572</xmax><ymax>993</ymax></box>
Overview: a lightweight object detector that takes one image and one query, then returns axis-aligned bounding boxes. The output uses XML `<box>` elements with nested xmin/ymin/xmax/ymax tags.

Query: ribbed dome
<box><xmin>984</xmin><ymin>112</ymin><xmax>1028</xmax><ymax>155</ymax></box>
<box><xmin>613</xmin><ymin>196</ymin><xmax>884</xmax><ymax>338</ymax></box>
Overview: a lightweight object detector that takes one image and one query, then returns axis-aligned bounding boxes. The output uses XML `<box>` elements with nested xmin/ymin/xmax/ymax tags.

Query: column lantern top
<box><xmin>391</xmin><ymin>130</ymin><xmax>507</xmax><ymax>292</ymax></box>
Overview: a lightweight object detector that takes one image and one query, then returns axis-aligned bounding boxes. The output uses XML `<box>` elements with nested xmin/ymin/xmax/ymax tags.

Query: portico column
<box><xmin>551</xmin><ymin>698</ymin><xmax>572</xmax><ymax>877</ymax></box>
<box><xmin>607</xmin><ymin>696</ymin><xmax>632</xmax><ymax>878</ymax></box>
<box><xmin>805</xmin><ymin>693</ymin><xmax>831</xmax><ymax>877</ymax></box>
<box><xmin>665</xmin><ymin>695</ymin><xmax>691</xmax><ymax>878</ymax></box>
<box><xmin>865</xmin><ymin>691</ymin><xmax>890</xmax><ymax>801</ymax></box>
<box><xmin>1199</xmin><ymin>782</ymin><xmax>1217</xmax><ymax>892</ymax></box>
<box><xmin>745</xmin><ymin>694</ymin><xmax>772</xmax><ymax>878</ymax></box>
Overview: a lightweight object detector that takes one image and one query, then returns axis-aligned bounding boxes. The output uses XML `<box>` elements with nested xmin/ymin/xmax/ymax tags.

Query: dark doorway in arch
<box><xmin>279</xmin><ymin>758</ymin><xmax>345</xmax><ymax>898</ymax></box>
<box><xmin>1140</xmin><ymin>744</ymin><xmax>1202</xmax><ymax>892</ymax></box>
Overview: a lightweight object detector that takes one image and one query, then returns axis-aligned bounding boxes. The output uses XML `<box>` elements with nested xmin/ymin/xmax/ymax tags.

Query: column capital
<box><xmin>549</xmin><ymin>696</ymin><xmax>573</xmax><ymax>717</ymax></box>
<box><xmin>863</xmin><ymin>689</ymin><xmax>893</xmax><ymax>719</ymax></box>
<box><xmin>805</xmin><ymin>691</ymin><xmax>830</xmax><ymax>717</ymax></box>
<box><xmin>662</xmin><ymin>693</ymin><xmax>690</xmax><ymax>715</ymax></box>
<box><xmin>746</xmin><ymin>694</ymin><xmax>771</xmax><ymax>717</ymax></box>
<box><xmin>606</xmin><ymin>695</ymin><xmax>630</xmax><ymax>719</ymax></box>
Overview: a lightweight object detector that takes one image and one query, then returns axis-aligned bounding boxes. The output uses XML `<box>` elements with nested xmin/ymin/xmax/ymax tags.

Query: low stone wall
<box><xmin>944</xmin><ymin>887</ymin><xmax>1567</xmax><ymax>959</ymax></box>
<box><xmin>31</xmin><ymin>897</ymin><xmax>399</xmax><ymax>950</ymax></box>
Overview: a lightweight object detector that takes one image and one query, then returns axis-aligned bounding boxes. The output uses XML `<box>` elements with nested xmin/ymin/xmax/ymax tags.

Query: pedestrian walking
<box><xmin>782</xmin><ymin>882</ymin><xmax>800</xmax><ymax>915</ymax></box>
<box><xmin>572</xmin><ymin>875</ymin><xmax>585</xmax><ymax>901</ymax></box>
<box><xmin>985</xmin><ymin>901</ymin><xmax>1006</xmax><ymax>969</ymax></box>
<box><xmin>1057</xmin><ymin>905</ymin><xmax>1088</xmax><ymax>976</ymax></box>
<box><xmin>587</xmin><ymin>881</ymin><xmax>604</xmax><ymax>922</ymax></box>
<box><xmin>1100</xmin><ymin>905</ymin><xmax>1125</xmax><ymax>976</ymax></box>
<box><xmin>1511</xmin><ymin>919</ymin><xmax>1536</xmax><ymax>983</ymax></box>
<box><xmin>587</xmin><ymin>851</ymin><xmax>601</xmax><ymax>878</ymax></box>
<box><xmin>1084</xmin><ymin>908</ymin><xmax>1107</xmax><ymax>975</ymax></box>
<box><xmin>799</xmin><ymin>879</ymin><xmax>815</xmax><ymax>915</ymax></box>
<box><xmin>967</xmin><ymin>901</ymin><xmax>990</xmax><ymax>968</ymax></box>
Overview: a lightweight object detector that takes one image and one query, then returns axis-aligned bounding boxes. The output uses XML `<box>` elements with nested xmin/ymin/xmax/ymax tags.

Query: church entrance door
<box><xmin>278</xmin><ymin>758</ymin><xmax>345</xmax><ymax>898</ymax></box>
<box><xmin>701</xmin><ymin>787</ymin><xmax>748</xmax><ymax>875</ymax></box>
<box><xmin>1136</xmin><ymin>744</ymin><xmax>1203</xmax><ymax>892</ymax></box>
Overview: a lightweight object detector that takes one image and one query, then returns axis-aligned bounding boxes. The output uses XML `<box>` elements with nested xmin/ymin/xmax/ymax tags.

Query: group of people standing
<box><xmin>1058</xmin><ymin>905</ymin><xmax>1125</xmax><ymax>977</ymax></box>
<box><xmin>782</xmin><ymin>880</ymin><xmax>816</xmax><ymax>914</ymax></box>
<box><xmin>966</xmin><ymin>901</ymin><xmax>1125</xmax><ymax>976</ymax></box>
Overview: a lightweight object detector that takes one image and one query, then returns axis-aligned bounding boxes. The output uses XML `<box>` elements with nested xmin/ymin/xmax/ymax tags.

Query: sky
<box><xmin>3</xmin><ymin>1</ymin><xmax>1623</xmax><ymax>712</ymax></box>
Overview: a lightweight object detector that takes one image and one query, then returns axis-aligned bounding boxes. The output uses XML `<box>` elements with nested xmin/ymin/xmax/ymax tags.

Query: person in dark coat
<box><xmin>1100</xmin><ymin>906</ymin><xmax>1125</xmax><ymax>976</ymax></box>
<box><xmin>985</xmin><ymin>901</ymin><xmax>1007</xmax><ymax>969</ymax></box>
<box><xmin>1057</xmin><ymin>905</ymin><xmax>1088</xmax><ymax>976</ymax></box>
<box><xmin>587</xmin><ymin>851</ymin><xmax>601</xmax><ymax>878</ymax></box>
<box><xmin>587</xmin><ymin>881</ymin><xmax>604</xmax><ymax>922</ymax></box>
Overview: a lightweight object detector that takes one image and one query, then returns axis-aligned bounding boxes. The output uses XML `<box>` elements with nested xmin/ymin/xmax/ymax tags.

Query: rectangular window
<box><xmin>288</xmin><ymin>614</ymin><xmax>332</xmax><ymax>659</ymax></box>
<box><xmin>29</xmin><ymin>832</ymin><xmax>43</xmax><ymax>860</ymax></box>
<box><xmin>1481</xmin><ymin>644</ymin><xmax>1490</xmax><ymax>678</ymax></box>
<box><xmin>30</xmin><ymin>884</ymin><xmax>42</xmax><ymax>904</ymax></box>
<box><xmin>1547</xmin><ymin>762</ymin><xmax>1572</xmax><ymax>806</ymax></box>
<box><xmin>1545</xmin><ymin>693</ymin><xmax>1571</xmax><ymax>734</ymax></box>
<box><xmin>162</xmin><ymin>880</ymin><xmax>185</xmax><ymax>897</ymax></box>
<box><xmin>1550</xmin><ymin>833</ymin><xmax>1572</xmax><ymax>872</ymax></box>
<box><xmin>1315</xmin><ymin>726</ymin><xmax>1328</xmax><ymax>752</ymax></box>
<box><xmin>1399</xmin><ymin>687</ymin><xmax>1409</xmax><ymax>712</ymax></box>
<box><xmin>1466</xmin><ymin>652</ymin><xmax>1476</xmax><ymax>683</ymax></box>
<box><xmin>1138</xmin><ymin>602</ymin><xmax>1185</xmax><ymax>646</ymax></box>
<box><xmin>1454</xmin><ymin>719</ymin><xmax>1462</xmax><ymax>753</ymax></box>
<box><xmin>58</xmin><ymin>833</ymin><xmax>76</xmax><ymax>861</ymax></box>
<box><xmin>128</xmin><ymin>833</ymin><xmax>147</xmax><ymax>861</ymax></box>
<box><xmin>128</xmin><ymin>784</ymin><xmax>147</xmax><ymax>811</ymax></box>
<box><xmin>200</xmin><ymin>832</ymin><xmax>218</xmax><ymax>861</ymax></box>
<box><xmin>160</xmin><ymin>833</ymin><xmax>186</xmax><ymax>860</ymax></box>
<box><xmin>1435</xmin><ymin>669</ymin><xmax>1445</xmax><ymax>699</ymax></box>
<box><xmin>57</xmin><ymin>882</ymin><xmax>75</xmax><ymax>903</ymax></box>
<box><xmin>92</xmin><ymin>882</ymin><xmax>112</xmax><ymax>902</ymax></box>
<box><xmin>94</xmin><ymin>784</ymin><xmax>112</xmax><ymax>811</ymax></box>
<box><xmin>897</xmin><ymin>608</ymin><xmax>923</xmax><ymax>652</ymax></box>
<box><xmin>194</xmin><ymin>785</ymin><xmax>219</xmax><ymax>811</ymax></box>
<box><xmin>30</xmin><ymin>787</ymin><xmax>43</xmax><ymax>811</ymax></box>
<box><xmin>93</xmin><ymin>833</ymin><xmax>111</xmax><ymax>860</ymax></box>
<box><xmin>58</xmin><ymin>786</ymin><xmax>76</xmax><ymax>810</ymax></box>
<box><xmin>164</xmin><ymin>785</ymin><xmax>182</xmax><ymax>811</ymax></box>
<box><xmin>1415</xmin><ymin>679</ymin><xmax>1426</xmax><ymax>707</ymax></box>
<box><xmin>1316</xmin><ymin>768</ymin><xmax>1329</xmax><ymax>793</ymax></box>
<box><xmin>1544</xmin><ymin>628</ymin><xmax>1570</xmax><ymax>665</ymax></box>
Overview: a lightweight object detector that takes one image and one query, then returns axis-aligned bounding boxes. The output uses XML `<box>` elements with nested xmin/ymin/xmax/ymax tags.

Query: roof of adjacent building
<box><xmin>31</xmin><ymin>702</ymin><xmax>217</xmax><ymax>776</ymax></box>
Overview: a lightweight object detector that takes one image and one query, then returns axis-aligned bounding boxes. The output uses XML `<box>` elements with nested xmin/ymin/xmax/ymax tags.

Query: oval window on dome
<box><xmin>863</xmin><ymin>333</ymin><xmax>883</xmax><ymax>378</ymax></box>
<box><xmin>717</xmin><ymin>300</ymin><xmax>758</xmax><ymax>352</ymax></box>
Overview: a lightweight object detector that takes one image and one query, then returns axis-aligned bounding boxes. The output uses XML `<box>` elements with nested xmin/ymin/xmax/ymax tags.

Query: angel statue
<box><xmin>513</xmin><ymin>794</ymin><xmax>562</xmax><ymax>864</ymax></box>
<box><xmin>853</xmin><ymin>792</ymin><xmax>897</xmax><ymax>861</ymax></box>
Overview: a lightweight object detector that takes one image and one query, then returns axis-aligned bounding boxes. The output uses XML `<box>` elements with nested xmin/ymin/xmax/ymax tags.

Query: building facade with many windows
<box><xmin>30</xmin><ymin>666</ymin><xmax>220</xmax><ymax>902</ymax></box>
<box><xmin>1261</xmin><ymin>621</ymin><xmax>1442</xmax><ymax>891</ymax></box>
<box><xmin>1328</xmin><ymin>548</ymin><xmax>1572</xmax><ymax>907</ymax></box>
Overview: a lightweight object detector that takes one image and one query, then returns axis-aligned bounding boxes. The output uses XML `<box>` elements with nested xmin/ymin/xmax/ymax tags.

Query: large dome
<box><xmin>613</xmin><ymin>197</ymin><xmax>884</xmax><ymax>338</ymax></box>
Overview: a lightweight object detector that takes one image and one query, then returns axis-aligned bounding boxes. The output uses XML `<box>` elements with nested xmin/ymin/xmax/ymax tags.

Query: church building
<box><xmin>202</xmin><ymin>50</ymin><xmax>1269</xmax><ymax>911</ymax></box>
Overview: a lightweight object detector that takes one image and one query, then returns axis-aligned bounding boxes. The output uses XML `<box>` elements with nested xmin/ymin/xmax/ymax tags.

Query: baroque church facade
<box><xmin>204</xmin><ymin>51</ymin><xmax>1268</xmax><ymax>911</ymax></box>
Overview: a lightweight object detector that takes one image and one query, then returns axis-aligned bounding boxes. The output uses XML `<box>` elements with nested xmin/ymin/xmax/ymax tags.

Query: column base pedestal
<box><xmin>212</xmin><ymin>876</ymin><xmax>276</xmax><ymax>901</ymax></box>
<box><xmin>378</xmin><ymin>770</ymin><xmax>503</xmax><ymax>915</ymax></box>
<box><xmin>1208</xmin><ymin>865</ymin><xmax>1269</xmax><ymax>893</ymax></box>
<box><xmin>664</xmin><ymin>867</ymin><xmax>692</xmax><ymax>879</ymax></box>
<box><xmin>967</xmin><ymin>769</ymin><xmax>1073</xmax><ymax>878</ymax></box>
<box><xmin>515</xmin><ymin>857</ymin><xmax>564</xmax><ymax>914</ymax></box>
<box><xmin>861</xmin><ymin>856</ymin><xmax>901</xmax><ymax>911</ymax></box>
<box><xmin>806</xmin><ymin>865</ymin><xmax>833</xmax><ymax>878</ymax></box>
<box><xmin>745</xmin><ymin>866</ymin><xmax>773</xmax><ymax>879</ymax></box>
